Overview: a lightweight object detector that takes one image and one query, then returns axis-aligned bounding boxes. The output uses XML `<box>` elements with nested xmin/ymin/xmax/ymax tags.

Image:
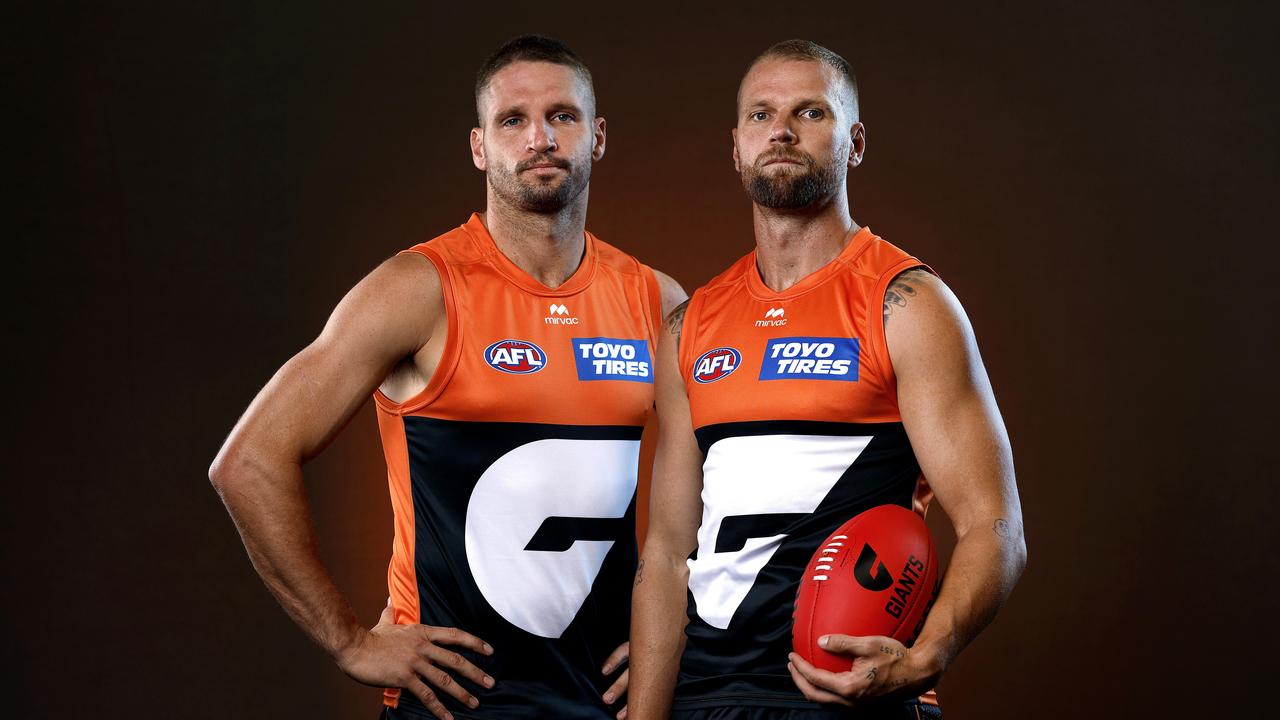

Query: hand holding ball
<box><xmin>791</xmin><ymin>505</ymin><xmax>940</xmax><ymax>672</ymax></box>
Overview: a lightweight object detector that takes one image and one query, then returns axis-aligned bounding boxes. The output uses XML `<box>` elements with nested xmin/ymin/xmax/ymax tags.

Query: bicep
<box><xmin>886</xmin><ymin>273</ymin><xmax>1019</xmax><ymax>537</ymax></box>
<box><xmin>219</xmin><ymin>254</ymin><xmax>441</xmax><ymax>467</ymax></box>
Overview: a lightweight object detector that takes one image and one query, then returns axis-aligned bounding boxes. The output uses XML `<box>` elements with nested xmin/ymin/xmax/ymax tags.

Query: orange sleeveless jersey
<box><xmin>671</xmin><ymin>226</ymin><xmax>940</xmax><ymax>710</ymax></box>
<box><xmin>373</xmin><ymin>214</ymin><xmax>661</xmax><ymax>718</ymax></box>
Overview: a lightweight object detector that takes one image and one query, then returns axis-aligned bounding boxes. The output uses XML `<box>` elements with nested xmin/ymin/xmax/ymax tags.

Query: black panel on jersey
<box><xmin>402</xmin><ymin>417</ymin><xmax>641</xmax><ymax>720</ymax></box>
<box><xmin>693</xmin><ymin>419</ymin><xmax>910</xmax><ymax>456</ymax></box>
<box><xmin>677</xmin><ymin>419</ymin><xmax>922</xmax><ymax>710</ymax></box>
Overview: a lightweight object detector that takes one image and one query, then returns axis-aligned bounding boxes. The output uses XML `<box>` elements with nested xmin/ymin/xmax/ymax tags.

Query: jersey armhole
<box><xmin>373</xmin><ymin>245</ymin><xmax>462</xmax><ymax>416</ymax></box>
<box><xmin>866</xmin><ymin>259</ymin><xmax>936</xmax><ymax>406</ymax></box>
<box><xmin>676</xmin><ymin>288</ymin><xmax>703</xmax><ymax>385</ymax></box>
<box><xmin>641</xmin><ymin>264</ymin><xmax>663</xmax><ymax>340</ymax></box>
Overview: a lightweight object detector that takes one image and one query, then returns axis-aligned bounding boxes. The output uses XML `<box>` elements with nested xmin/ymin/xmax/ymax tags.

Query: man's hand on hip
<box><xmin>338</xmin><ymin>600</ymin><xmax>497</xmax><ymax>720</ymax></box>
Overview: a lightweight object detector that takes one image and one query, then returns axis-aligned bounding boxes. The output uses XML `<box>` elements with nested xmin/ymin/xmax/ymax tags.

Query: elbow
<box><xmin>208</xmin><ymin>448</ymin><xmax>237</xmax><ymax>496</ymax></box>
<box><xmin>209</xmin><ymin>444</ymin><xmax>256</xmax><ymax>499</ymax></box>
<box><xmin>1009</xmin><ymin>527</ymin><xmax>1028</xmax><ymax>580</ymax></box>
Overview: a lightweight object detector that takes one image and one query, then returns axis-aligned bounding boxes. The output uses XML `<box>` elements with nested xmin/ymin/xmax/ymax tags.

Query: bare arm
<box><xmin>889</xmin><ymin>269</ymin><xmax>1026</xmax><ymax>677</ymax></box>
<box><xmin>597</xmin><ymin>270</ymin><xmax>688</xmax><ymax>718</ymax></box>
<box><xmin>789</xmin><ymin>269</ymin><xmax>1026</xmax><ymax>704</ymax></box>
<box><xmin>208</xmin><ymin>253</ymin><xmax>493</xmax><ymax>716</ymax></box>
<box><xmin>628</xmin><ymin>300</ymin><xmax>705</xmax><ymax>720</ymax></box>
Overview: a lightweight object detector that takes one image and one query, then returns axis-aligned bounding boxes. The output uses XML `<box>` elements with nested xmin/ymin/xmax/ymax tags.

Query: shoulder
<box><xmin>883</xmin><ymin>269</ymin><xmax>977</xmax><ymax>374</ymax></box>
<box><xmin>586</xmin><ymin>233</ymin><xmax>689</xmax><ymax>316</ymax></box>
<box><xmin>650</xmin><ymin>268</ymin><xmax>689</xmax><ymax>318</ymax></box>
<box><xmin>409</xmin><ymin>220</ymin><xmax>487</xmax><ymax>266</ymax></box>
<box><xmin>702</xmin><ymin>251</ymin><xmax>756</xmax><ymax>294</ymax></box>
<box><xmin>321</xmin><ymin>251</ymin><xmax>442</xmax><ymax>351</ymax></box>
<box><xmin>590</xmin><ymin>235</ymin><xmax>648</xmax><ymax>277</ymax></box>
<box><xmin>845</xmin><ymin>228</ymin><xmax>921</xmax><ymax>280</ymax></box>
<box><xmin>881</xmin><ymin>267</ymin><xmax>941</xmax><ymax>327</ymax></box>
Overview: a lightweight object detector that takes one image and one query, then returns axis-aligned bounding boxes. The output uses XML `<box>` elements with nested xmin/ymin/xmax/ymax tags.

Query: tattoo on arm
<box><xmin>882</xmin><ymin>269</ymin><xmax>927</xmax><ymax>326</ymax></box>
<box><xmin>865</xmin><ymin>666</ymin><xmax>877</xmax><ymax>681</ymax></box>
<box><xmin>634</xmin><ymin>559</ymin><xmax>645</xmax><ymax>587</ymax></box>
<box><xmin>880</xmin><ymin>645</ymin><xmax>905</xmax><ymax>658</ymax></box>
<box><xmin>666</xmin><ymin>299</ymin><xmax>690</xmax><ymax>354</ymax></box>
<box><xmin>994</xmin><ymin>518</ymin><xmax>1013</xmax><ymax>539</ymax></box>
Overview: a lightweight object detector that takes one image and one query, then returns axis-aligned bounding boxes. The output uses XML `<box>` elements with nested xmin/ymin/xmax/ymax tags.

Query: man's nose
<box><xmin>527</xmin><ymin>120</ymin><xmax>558</xmax><ymax>154</ymax></box>
<box><xmin>768</xmin><ymin>116</ymin><xmax>798</xmax><ymax>144</ymax></box>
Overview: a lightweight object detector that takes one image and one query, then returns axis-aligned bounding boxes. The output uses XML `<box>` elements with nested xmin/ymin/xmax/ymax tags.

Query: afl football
<box><xmin>792</xmin><ymin>504</ymin><xmax>940</xmax><ymax>672</ymax></box>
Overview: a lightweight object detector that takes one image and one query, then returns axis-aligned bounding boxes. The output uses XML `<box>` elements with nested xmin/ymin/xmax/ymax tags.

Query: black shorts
<box><xmin>670</xmin><ymin>700</ymin><xmax>941</xmax><ymax>720</ymax></box>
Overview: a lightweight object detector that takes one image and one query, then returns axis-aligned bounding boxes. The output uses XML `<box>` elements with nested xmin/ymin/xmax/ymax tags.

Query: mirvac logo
<box><xmin>693</xmin><ymin>347</ymin><xmax>741</xmax><ymax>384</ymax></box>
<box><xmin>755</xmin><ymin>307</ymin><xmax>788</xmax><ymax>327</ymax></box>
<box><xmin>544</xmin><ymin>303</ymin><xmax>580</xmax><ymax>325</ymax></box>
<box><xmin>484</xmin><ymin>339</ymin><xmax>547</xmax><ymax>374</ymax></box>
<box><xmin>572</xmin><ymin>338</ymin><xmax>652</xmax><ymax>382</ymax></box>
<box><xmin>759</xmin><ymin>337</ymin><xmax>859</xmax><ymax>381</ymax></box>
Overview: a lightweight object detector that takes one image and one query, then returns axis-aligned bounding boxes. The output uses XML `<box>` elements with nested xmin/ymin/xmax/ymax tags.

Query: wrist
<box><xmin>331</xmin><ymin>624</ymin><xmax>369</xmax><ymax>668</ymax></box>
<box><xmin>907</xmin><ymin>638</ymin><xmax>949</xmax><ymax>681</ymax></box>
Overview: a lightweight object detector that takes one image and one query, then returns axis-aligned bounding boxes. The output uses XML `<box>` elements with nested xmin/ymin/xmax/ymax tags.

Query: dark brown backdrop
<box><xmin>8</xmin><ymin>1</ymin><xmax>1277</xmax><ymax>718</ymax></box>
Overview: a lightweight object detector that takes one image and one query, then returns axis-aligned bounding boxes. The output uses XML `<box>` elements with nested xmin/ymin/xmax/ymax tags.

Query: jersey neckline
<box><xmin>460</xmin><ymin>212</ymin><xmax>598</xmax><ymax>297</ymax></box>
<box><xmin>742</xmin><ymin>225</ymin><xmax>875</xmax><ymax>301</ymax></box>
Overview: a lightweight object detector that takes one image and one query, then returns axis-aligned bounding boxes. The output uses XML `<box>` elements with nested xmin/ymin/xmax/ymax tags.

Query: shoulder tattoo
<box><xmin>666</xmin><ymin>299</ymin><xmax>690</xmax><ymax>353</ymax></box>
<box><xmin>882</xmin><ymin>268</ymin><xmax>931</xmax><ymax>327</ymax></box>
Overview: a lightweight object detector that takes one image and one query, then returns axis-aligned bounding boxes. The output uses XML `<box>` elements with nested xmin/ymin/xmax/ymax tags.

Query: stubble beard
<box><xmin>489</xmin><ymin>154</ymin><xmax>591</xmax><ymax>214</ymax></box>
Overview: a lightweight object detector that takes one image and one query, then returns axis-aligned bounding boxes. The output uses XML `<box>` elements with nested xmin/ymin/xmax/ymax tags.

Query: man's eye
<box><xmin>803</xmin><ymin>109</ymin><xmax>825</xmax><ymax>119</ymax></box>
<box><xmin>553</xmin><ymin>113</ymin><xmax>575</xmax><ymax>122</ymax></box>
<box><xmin>502</xmin><ymin>118</ymin><xmax>521</xmax><ymax>127</ymax></box>
<box><xmin>751</xmin><ymin>112</ymin><xmax>768</xmax><ymax>121</ymax></box>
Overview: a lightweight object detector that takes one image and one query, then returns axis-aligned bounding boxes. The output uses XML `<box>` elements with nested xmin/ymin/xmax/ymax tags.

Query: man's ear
<box><xmin>470</xmin><ymin>127</ymin><xmax>486</xmax><ymax>171</ymax></box>
<box><xmin>731</xmin><ymin>127</ymin><xmax>741</xmax><ymax>173</ymax></box>
<box><xmin>592</xmin><ymin>116</ymin><xmax>606</xmax><ymax>161</ymax></box>
<box><xmin>848</xmin><ymin>122</ymin><xmax>866</xmax><ymax>170</ymax></box>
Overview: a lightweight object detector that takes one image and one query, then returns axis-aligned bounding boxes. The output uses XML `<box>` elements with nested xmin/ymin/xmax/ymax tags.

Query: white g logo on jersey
<box><xmin>689</xmin><ymin>433</ymin><xmax>872</xmax><ymax>629</ymax></box>
<box><xmin>465</xmin><ymin>438</ymin><xmax>639</xmax><ymax>638</ymax></box>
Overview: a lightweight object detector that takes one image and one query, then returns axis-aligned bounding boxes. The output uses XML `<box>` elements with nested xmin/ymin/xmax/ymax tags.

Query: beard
<box><xmin>742</xmin><ymin>147</ymin><xmax>844</xmax><ymax>210</ymax></box>
<box><xmin>488</xmin><ymin>153</ymin><xmax>591</xmax><ymax>213</ymax></box>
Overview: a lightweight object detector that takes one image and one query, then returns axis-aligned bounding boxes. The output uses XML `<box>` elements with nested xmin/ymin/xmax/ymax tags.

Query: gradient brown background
<box><xmin>8</xmin><ymin>1</ymin><xmax>1278</xmax><ymax>718</ymax></box>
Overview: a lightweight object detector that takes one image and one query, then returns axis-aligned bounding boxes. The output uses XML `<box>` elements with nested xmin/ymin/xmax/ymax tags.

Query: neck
<box><xmin>482</xmin><ymin>186</ymin><xmax>590</xmax><ymax>289</ymax></box>
<box><xmin>752</xmin><ymin>192</ymin><xmax>858</xmax><ymax>293</ymax></box>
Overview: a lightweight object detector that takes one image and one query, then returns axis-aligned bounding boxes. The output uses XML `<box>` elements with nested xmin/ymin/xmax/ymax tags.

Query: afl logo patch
<box><xmin>484</xmin><ymin>339</ymin><xmax>547</xmax><ymax>374</ymax></box>
<box><xmin>693</xmin><ymin>347</ymin><xmax>741</xmax><ymax>384</ymax></box>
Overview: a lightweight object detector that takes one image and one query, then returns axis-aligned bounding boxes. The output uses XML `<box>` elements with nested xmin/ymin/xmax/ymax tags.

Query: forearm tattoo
<box><xmin>880</xmin><ymin>645</ymin><xmax>905</xmax><ymax>658</ymax></box>
<box><xmin>634</xmin><ymin>559</ymin><xmax>646</xmax><ymax>587</ymax></box>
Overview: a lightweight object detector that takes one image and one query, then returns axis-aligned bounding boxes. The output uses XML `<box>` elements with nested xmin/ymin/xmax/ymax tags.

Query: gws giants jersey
<box><xmin>674</xmin><ymin>227</ymin><xmax>935</xmax><ymax>710</ymax></box>
<box><xmin>375</xmin><ymin>214</ymin><xmax>662</xmax><ymax>718</ymax></box>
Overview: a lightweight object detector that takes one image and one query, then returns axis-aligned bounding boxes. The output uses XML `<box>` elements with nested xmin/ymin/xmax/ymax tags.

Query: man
<box><xmin>629</xmin><ymin>40</ymin><xmax>1026</xmax><ymax>719</ymax></box>
<box><xmin>210</xmin><ymin>36</ymin><xmax>685</xmax><ymax>720</ymax></box>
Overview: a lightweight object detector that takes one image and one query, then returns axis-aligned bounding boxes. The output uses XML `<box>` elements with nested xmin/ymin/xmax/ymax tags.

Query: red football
<box><xmin>792</xmin><ymin>504</ymin><xmax>940</xmax><ymax>672</ymax></box>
